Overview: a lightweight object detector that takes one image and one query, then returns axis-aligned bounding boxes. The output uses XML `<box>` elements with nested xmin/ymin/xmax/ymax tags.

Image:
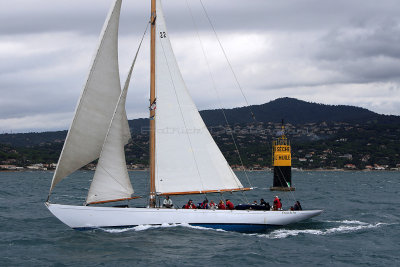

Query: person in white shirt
<box><xmin>163</xmin><ymin>196</ymin><xmax>173</xmax><ymax>208</ymax></box>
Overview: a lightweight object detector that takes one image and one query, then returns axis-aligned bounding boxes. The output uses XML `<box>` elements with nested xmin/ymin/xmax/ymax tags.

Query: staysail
<box><xmin>49</xmin><ymin>0</ymin><xmax>125</xmax><ymax>193</ymax></box>
<box><xmin>154</xmin><ymin>0</ymin><xmax>244</xmax><ymax>195</ymax></box>
<box><xmin>86</xmin><ymin>70</ymin><xmax>133</xmax><ymax>204</ymax></box>
<box><xmin>86</xmin><ymin>22</ymin><xmax>149</xmax><ymax>204</ymax></box>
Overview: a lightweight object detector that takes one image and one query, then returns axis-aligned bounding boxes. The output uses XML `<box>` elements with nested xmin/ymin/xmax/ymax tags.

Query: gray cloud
<box><xmin>1</xmin><ymin>0</ymin><xmax>400</xmax><ymax>132</ymax></box>
<box><xmin>314</xmin><ymin>18</ymin><xmax>400</xmax><ymax>83</ymax></box>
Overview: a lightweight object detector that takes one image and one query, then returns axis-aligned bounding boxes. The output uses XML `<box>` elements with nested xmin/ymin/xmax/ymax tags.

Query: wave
<box><xmin>324</xmin><ymin>220</ymin><xmax>369</xmax><ymax>225</ymax></box>
<box><xmin>99</xmin><ymin>222</ymin><xmax>226</xmax><ymax>233</ymax></box>
<box><xmin>98</xmin><ymin>220</ymin><xmax>388</xmax><ymax>236</ymax></box>
<box><xmin>99</xmin><ymin>223</ymin><xmax>179</xmax><ymax>233</ymax></box>
<box><xmin>182</xmin><ymin>224</ymin><xmax>227</xmax><ymax>232</ymax></box>
<box><xmin>254</xmin><ymin>221</ymin><xmax>388</xmax><ymax>239</ymax></box>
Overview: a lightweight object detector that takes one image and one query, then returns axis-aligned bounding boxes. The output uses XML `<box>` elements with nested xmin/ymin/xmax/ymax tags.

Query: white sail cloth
<box><xmin>86</xmin><ymin>79</ymin><xmax>133</xmax><ymax>204</ymax></box>
<box><xmin>154</xmin><ymin>0</ymin><xmax>244</xmax><ymax>194</ymax></box>
<box><xmin>85</xmin><ymin>19</ymin><xmax>149</xmax><ymax>204</ymax></box>
<box><xmin>49</xmin><ymin>0</ymin><xmax>128</xmax><ymax>192</ymax></box>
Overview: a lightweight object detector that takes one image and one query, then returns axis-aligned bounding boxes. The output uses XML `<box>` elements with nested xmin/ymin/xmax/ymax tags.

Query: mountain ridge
<box><xmin>1</xmin><ymin>97</ymin><xmax>399</xmax><ymax>147</ymax></box>
<box><xmin>200</xmin><ymin>97</ymin><xmax>399</xmax><ymax>126</ymax></box>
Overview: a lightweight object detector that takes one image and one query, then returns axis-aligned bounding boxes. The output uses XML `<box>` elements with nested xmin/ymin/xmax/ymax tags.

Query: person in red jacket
<box><xmin>226</xmin><ymin>199</ymin><xmax>235</xmax><ymax>210</ymax></box>
<box><xmin>184</xmin><ymin>200</ymin><xmax>196</xmax><ymax>209</ymax></box>
<box><xmin>209</xmin><ymin>200</ymin><xmax>217</xmax><ymax>209</ymax></box>
<box><xmin>218</xmin><ymin>200</ymin><xmax>226</xmax><ymax>210</ymax></box>
<box><xmin>273</xmin><ymin>196</ymin><xmax>282</xmax><ymax>210</ymax></box>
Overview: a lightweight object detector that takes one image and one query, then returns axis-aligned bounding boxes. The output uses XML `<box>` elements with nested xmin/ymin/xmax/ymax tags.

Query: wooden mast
<box><xmin>149</xmin><ymin>0</ymin><xmax>156</xmax><ymax>208</ymax></box>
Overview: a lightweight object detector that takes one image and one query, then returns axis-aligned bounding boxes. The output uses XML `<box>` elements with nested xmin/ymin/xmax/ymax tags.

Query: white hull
<box><xmin>46</xmin><ymin>203</ymin><xmax>323</xmax><ymax>232</ymax></box>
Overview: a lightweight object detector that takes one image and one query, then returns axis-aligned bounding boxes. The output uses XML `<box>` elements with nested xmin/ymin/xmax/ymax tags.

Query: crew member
<box><xmin>209</xmin><ymin>200</ymin><xmax>217</xmax><ymax>209</ymax></box>
<box><xmin>273</xmin><ymin>196</ymin><xmax>282</xmax><ymax>210</ymax></box>
<box><xmin>226</xmin><ymin>199</ymin><xmax>235</xmax><ymax>210</ymax></box>
<box><xmin>293</xmin><ymin>201</ymin><xmax>302</xmax><ymax>210</ymax></box>
<box><xmin>184</xmin><ymin>200</ymin><xmax>196</xmax><ymax>209</ymax></box>
<box><xmin>199</xmin><ymin>199</ymin><xmax>209</xmax><ymax>209</ymax></box>
<box><xmin>163</xmin><ymin>196</ymin><xmax>173</xmax><ymax>208</ymax></box>
<box><xmin>218</xmin><ymin>200</ymin><xmax>226</xmax><ymax>210</ymax></box>
<box><xmin>260</xmin><ymin>198</ymin><xmax>271</xmax><ymax>210</ymax></box>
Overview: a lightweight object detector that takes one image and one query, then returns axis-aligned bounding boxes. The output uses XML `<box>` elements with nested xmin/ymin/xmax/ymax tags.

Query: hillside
<box><xmin>1</xmin><ymin>97</ymin><xmax>399</xmax><ymax>147</ymax></box>
<box><xmin>200</xmin><ymin>97</ymin><xmax>400</xmax><ymax>126</ymax></box>
<box><xmin>1</xmin><ymin>120</ymin><xmax>399</xmax><ymax>170</ymax></box>
<box><xmin>1</xmin><ymin>98</ymin><xmax>399</xmax><ymax>170</ymax></box>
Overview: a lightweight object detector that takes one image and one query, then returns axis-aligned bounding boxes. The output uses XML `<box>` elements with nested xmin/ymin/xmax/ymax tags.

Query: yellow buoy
<box><xmin>270</xmin><ymin>121</ymin><xmax>295</xmax><ymax>191</ymax></box>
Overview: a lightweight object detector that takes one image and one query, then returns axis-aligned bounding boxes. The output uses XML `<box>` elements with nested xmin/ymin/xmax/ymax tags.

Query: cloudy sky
<box><xmin>1</xmin><ymin>0</ymin><xmax>400</xmax><ymax>133</ymax></box>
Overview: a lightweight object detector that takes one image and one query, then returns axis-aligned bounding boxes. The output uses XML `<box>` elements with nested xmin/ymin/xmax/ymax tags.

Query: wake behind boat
<box><xmin>45</xmin><ymin>0</ymin><xmax>322</xmax><ymax>232</ymax></box>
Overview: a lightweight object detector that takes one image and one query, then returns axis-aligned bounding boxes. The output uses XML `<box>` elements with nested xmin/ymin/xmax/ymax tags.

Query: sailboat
<box><xmin>45</xmin><ymin>0</ymin><xmax>322</xmax><ymax>231</ymax></box>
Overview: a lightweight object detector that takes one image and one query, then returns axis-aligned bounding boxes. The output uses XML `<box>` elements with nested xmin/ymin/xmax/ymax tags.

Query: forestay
<box><xmin>49</xmin><ymin>0</ymin><xmax>127</xmax><ymax>193</ymax></box>
<box><xmin>154</xmin><ymin>0</ymin><xmax>244</xmax><ymax>195</ymax></box>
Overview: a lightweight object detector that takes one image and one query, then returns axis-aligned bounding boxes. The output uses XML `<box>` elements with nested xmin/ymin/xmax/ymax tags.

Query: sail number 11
<box><xmin>160</xmin><ymin>31</ymin><xmax>167</xmax><ymax>38</ymax></box>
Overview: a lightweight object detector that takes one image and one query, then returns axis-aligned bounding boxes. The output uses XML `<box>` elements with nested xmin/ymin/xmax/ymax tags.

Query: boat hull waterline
<box><xmin>46</xmin><ymin>203</ymin><xmax>323</xmax><ymax>231</ymax></box>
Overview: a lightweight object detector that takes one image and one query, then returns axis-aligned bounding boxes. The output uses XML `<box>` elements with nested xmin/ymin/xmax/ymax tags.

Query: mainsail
<box><xmin>49</xmin><ymin>0</ymin><xmax>126</xmax><ymax>193</ymax></box>
<box><xmin>154</xmin><ymin>0</ymin><xmax>244</xmax><ymax>195</ymax></box>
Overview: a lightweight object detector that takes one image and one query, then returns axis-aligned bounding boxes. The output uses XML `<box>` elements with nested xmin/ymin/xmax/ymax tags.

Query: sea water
<box><xmin>0</xmin><ymin>170</ymin><xmax>399</xmax><ymax>266</ymax></box>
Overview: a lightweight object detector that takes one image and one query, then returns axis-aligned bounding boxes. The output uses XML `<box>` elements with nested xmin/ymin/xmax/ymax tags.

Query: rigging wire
<box><xmin>133</xmin><ymin>21</ymin><xmax>152</xmax><ymax>206</ymax></box>
<box><xmin>130</xmin><ymin>139</ymin><xmax>148</xmax><ymax>153</ymax></box>
<box><xmin>185</xmin><ymin>0</ymin><xmax>252</xmax><ymax>200</ymax></box>
<box><xmin>198</xmin><ymin>0</ymin><xmax>299</xmax><ymax>205</ymax></box>
<box><xmin>199</xmin><ymin>0</ymin><xmax>256</xmax><ymax>120</ymax></box>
